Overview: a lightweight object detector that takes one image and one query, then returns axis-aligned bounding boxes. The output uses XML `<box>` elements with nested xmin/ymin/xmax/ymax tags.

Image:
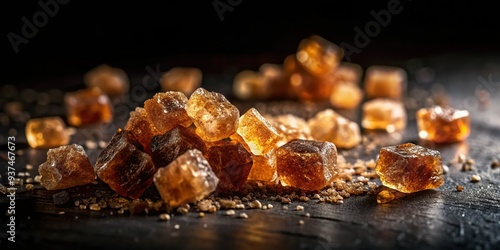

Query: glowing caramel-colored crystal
<box><xmin>84</xmin><ymin>64</ymin><xmax>129</xmax><ymax>96</ymax></box>
<box><xmin>124</xmin><ymin>107</ymin><xmax>160</xmax><ymax>154</ymax></box>
<box><xmin>362</xmin><ymin>98</ymin><xmax>406</xmax><ymax>132</ymax></box>
<box><xmin>144</xmin><ymin>92</ymin><xmax>192</xmax><ymax>134</ymax></box>
<box><xmin>259</xmin><ymin>63</ymin><xmax>294</xmax><ymax>99</ymax></box>
<box><xmin>364</xmin><ymin>66</ymin><xmax>406</xmax><ymax>99</ymax></box>
<box><xmin>186</xmin><ymin>88</ymin><xmax>240</xmax><ymax>142</ymax></box>
<box><xmin>233</xmin><ymin>70</ymin><xmax>267</xmax><ymax>100</ymax></box>
<box><xmin>267</xmin><ymin>114</ymin><xmax>312</xmax><ymax>146</ymax></box>
<box><xmin>247</xmin><ymin>149</ymin><xmax>278</xmax><ymax>183</ymax></box>
<box><xmin>296</xmin><ymin>35</ymin><xmax>343</xmax><ymax>76</ymax></box>
<box><xmin>276</xmin><ymin>139</ymin><xmax>338</xmax><ymax>191</ymax></box>
<box><xmin>308</xmin><ymin>109</ymin><xmax>361</xmax><ymax>149</ymax></box>
<box><xmin>284</xmin><ymin>55</ymin><xmax>334</xmax><ymax>101</ymax></box>
<box><xmin>332</xmin><ymin>63</ymin><xmax>363</xmax><ymax>83</ymax></box>
<box><xmin>38</xmin><ymin>144</ymin><xmax>95</xmax><ymax>190</ymax></box>
<box><xmin>153</xmin><ymin>149</ymin><xmax>219</xmax><ymax>207</ymax></box>
<box><xmin>416</xmin><ymin>106</ymin><xmax>470</xmax><ymax>143</ymax></box>
<box><xmin>26</xmin><ymin>116</ymin><xmax>70</xmax><ymax>149</ymax></box>
<box><xmin>375</xmin><ymin>143</ymin><xmax>444</xmax><ymax>193</ymax></box>
<box><xmin>237</xmin><ymin>108</ymin><xmax>281</xmax><ymax>155</ymax></box>
<box><xmin>64</xmin><ymin>88</ymin><xmax>113</xmax><ymax>126</ymax></box>
<box><xmin>160</xmin><ymin>67</ymin><xmax>202</xmax><ymax>96</ymax></box>
<box><xmin>329</xmin><ymin>83</ymin><xmax>363</xmax><ymax>109</ymax></box>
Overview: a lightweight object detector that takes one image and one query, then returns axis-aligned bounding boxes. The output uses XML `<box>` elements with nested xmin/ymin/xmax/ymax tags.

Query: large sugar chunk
<box><xmin>151</xmin><ymin>126</ymin><xmax>207</xmax><ymax>168</ymax></box>
<box><xmin>268</xmin><ymin>114</ymin><xmax>312</xmax><ymax>146</ymax></box>
<box><xmin>247</xmin><ymin>149</ymin><xmax>278</xmax><ymax>183</ymax></box>
<box><xmin>362</xmin><ymin>98</ymin><xmax>406</xmax><ymax>132</ymax></box>
<box><xmin>160</xmin><ymin>67</ymin><xmax>202</xmax><ymax>96</ymax></box>
<box><xmin>64</xmin><ymin>88</ymin><xmax>113</xmax><ymax>126</ymax></box>
<box><xmin>375</xmin><ymin>143</ymin><xmax>444</xmax><ymax>193</ymax></box>
<box><xmin>84</xmin><ymin>64</ymin><xmax>129</xmax><ymax>96</ymax></box>
<box><xmin>308</xmin><ymin>109</ymin><xmax>361</xmax><ymax>149</ymax></box>
<box><xmin>364</xmin><ymin>66</ymin><xmax>406</xmax><ymax>99</ymax></box>
<box><xmin>417</xmin><ymin>106</ymin><xmax>470</xmax><ymax>143</ymax></box>
<box><xmin>38</xmin><ymin>144</ymin><xmax>95</xmax><ymax>190</ymax></box>
<box><xmin>296</xmin><ymin>35</ymin><xmax>343</xmax><ymax>76</ymax></box>
<box><xmin>95</xmin><ymin>129</ymin><xmax>156</xmax><ymax>199</ymax></box>
<box><xmin>186</xmin><ymin>88</ymin><xmax>240</xmax><ymax>142</ymax></box>
<box><xmin>26</xmin><ymin>116</ymin><xmax>70</xmax><ymax>149</ymax></box>
<box><xmin>154</xmin><ymin>149</ymin><xmax>219</xmax><ymax>207</ymax></box>
<box><xmin>144</xmin><ymin>92</ymin><xmax>192</xmax><ymax>134</ymax></box>
<box><xmin>124</xmin><ymin>107</ymin><xmax>160</xmax><ymax>154</ymax></box>
<box><xmin>276</xmin><ymin>139</ymin><xmax>338</xmax><ymax>191</ymax></box>
<box><xmin>205</xmin><ymin>142</ymin><xmax>253</xmax><ymax>191</ymax></box>
<box><xmin>237</xmin><ymin>108</ymin><xmax>281</xmax><ymax>155</ymax></box>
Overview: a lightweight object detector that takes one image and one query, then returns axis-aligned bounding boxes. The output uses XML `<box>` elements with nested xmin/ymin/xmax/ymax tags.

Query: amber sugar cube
<box><xmin>267</xmin><ymin>114</ymin><xmax>312</xmax><ymax>147</ymax></box>
<box><xmin>205</xmin><ymin>142</ymin><xmax>253</xmax><ymax>191</ymax></box>
<box><xmin>38</xmin><ymin>144</ymin><xmax>95</xmax><ymax>190</ymax></box>
<box><xmin>375</xmin><ymin>143</ymin><xmax>444</xmax><ymax>193</ymax></box>
<box><xmin>95</xmin><ymin>129</ymin><xmax>157</xmax><ymax>199</ymax></box>
<box><xmin>160</xmin><ymin>67</ymin><xmax>202</xmax><ymax>96</ymax></box>
<box><xmin>284</xmin><ymin>55</ymin><xmax>334</xmax><ymax>101</ymax></box>
<box><xmin>84</xmin><ymin>64</ymin><xmax>129</xmax><ymax>96</ymax></box>
<box><xmin>276</xmin><ymin>139</ymin><xmax>338</xmax><ymax>191</ymax></box>
<box><xmin>64</xmin><ymin>88</ymin><xmax>113</xmax><ymax>126</ymax></box>
<box><xmin>247</xmin><ymin>149</ymin><xmax>278</xmax><ymax>183</ymax></box>
<box><xmin>154</xmin><ymin>149</ymin><xmax>219</xmax><ymax>207</ymax></box>
<box><xmin>417</xmin><ymin>106</ymin><xmax>470</xmax><ymax>143</ymax></box>
<box><xmin>329</xmin><ymin>83</ymin><xmax>363</xmax><ymax>109</ymax></box>
<box><xmin>237</xmin><ymin>108</ymin><xmax>281</xmax><ymax>155</ymax></box>
<box><xmin>308</xmin><ymin>109</ymin><xmax>361</xmax><ymax>149</ymax></box>
<box><xmin>296</xmin><ymin>35</ymin><xmax>343</xmax><ymax>76</ymax></box>
<box><xmin>124</xmin><ymin>107</ymin><xmax>160</xmax><ymax>154</ymax></box>
<box><xmin>26</xmin><ymin>116</ymin><xmax>70</xmax><ymax>149</ymax></box>
<box><xmin>151</xmin><ymin>125</ymin><xmax>207</xmax><ymax>168</ymax></box>
<box><xmin>362</xmin><ymin>98</ymin><xmax>406</xmax><ymax>132</ymax></box>
<box><xmin>364</xmin><ymin>66</ymin><xmax>406</xmax><ymax>99</ymax></box>
<box><xmin>332</xmin><ymin>63</ymin><xmax>363</xmax><ymax>83</ymax></box>
<box><xmin>144</xmin><ymin>91</ymin><xmax>192</xmax><ymax>134</ymax></box>
<box><xmin>233</xmin><ymin>70</ymin><xmax>267</xmax><ymax>100</ymax></box>
<box><xmin>186</xmin><ymin>88</ymin><xmax>240</xmax><ymax>142</ymax></box>
<box><xmin>259</xmin><ymin>63</ymin><xmax>295</xmax><ymax>99</ymax></box>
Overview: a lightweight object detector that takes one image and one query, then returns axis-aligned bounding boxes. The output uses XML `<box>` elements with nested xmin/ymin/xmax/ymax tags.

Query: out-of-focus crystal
<box><xmin>84</xmin><ymin>64</ymin><xmax>129</xmax><ymax>96</ymax></box>
<box><xmin>364</xmin><ymin>66</ymin><xmax>406</xmax><ymax>99</ymax></box>
<box><xmin>284</xmin><ymin>55</ymin><xmax>334</xmax><ymax>101</ymax></box>
<box><xmin>26</xmin><ymin>116</ymin><xmax>70</xmax><ymax>149</ymax></box>
<box><xmin>308</xmin><ymin>109</ymin><xmax>361</xmax><ymax>149</ymax></box>
<box><xmin>296</xmin><ymin>35</ymin><xmax>343</xmax><ymax>76</ymax></box>
<box><xmin>64</xmin><ymin>88</ymin><xmax>113</xmax><ymax>126</ymax></box>
<box><xmin>416</xmin><ymin>106</ymin><xmax>470</xmax><ymax>143</ymax></box>
<box><xmin>362</xmin><ymin>98</ymin><xmax>406</xmax><ymax>132</ymax></box>
<box><xmin>160</xmin><ymin>67</ymin><xmax>202</xmax><ymax>96</ymax></box>
<box><xmin>267</xmin><ymin>114</ymin><xmax>312</xmax><ymax>146</ymax></box>
<box><xmin>329</xmin><ymin>83</ymin><xmax>363</xmax><ymax>109</ymax></box>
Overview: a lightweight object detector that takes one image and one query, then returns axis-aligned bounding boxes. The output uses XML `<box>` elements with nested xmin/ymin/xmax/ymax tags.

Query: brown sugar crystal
<box><xmin>276</xmin><ymin>139</ymin><xmax>338</xmax><ymax>191</ymax></box>
<box><xmin>185</xmin><ymin>88</ymin><xmax>240</xmax><ymax>142</ymax></box>
<box><xmin>362</xmin><ymin>98</ymin><xmax>406</xmax><ymax>132</ymax></box>
<box><xmin>160</xmin><ymin>67</ymin><xmax>202</xmax><ymax>96</ymax></box>
<box><xmin>247</xmin><ymin>149</ymin><xmax>278</xmax><ymax>183</ymax></box>
<box><xmin>124</xmin><ymin>107</ymin><xmax>160</xmax><ymax>154</ymax></box>
<box><xmin>204</xmin><ymin>142</ymin><xmax>253</xmax><ymax>191</ymax></box>
<box><xmin>144</xmin><ymin>92</ymin><xmax>192</xmax><ymax>134</ymax></box>
<box><xmin>375</xmin><ymin>143</ymin><xmax>444</xmax><ymax>193</ymax></box>
<box><xmin>151</xmin><ymin>125</ymin><xmax>207</xmax><ymax>168</ymax></box>
<box><xmin>233</xmin><ymin>70</ymin><xmax>267</xmax><ymax>100</ymax></box>
<box><xmin>26</xmin><ymin>116</ymin><xmax>70</xmax><ymax>148</ymax></box>
<box><xmin>416</xmin><ymin>106</ymin><xmax>470</xmax><ymax>143</ymax></box>
<box><xmin>308</xmin><ymin>109</ymin><xmax>361</xmax><ymax>149</ymax></box>
<box><xmin>329</xmin><ymin>83</ymin><xmax>363</xmax><ymax>109</ymax></box>
<box><xmin>84</xmin><ymin>64</ymin><xmax>129</xmax><ymax>96</ymax></box>
<box><xmin>153</xmin><ymin>149</ymin><xmax>219</xmax><ymax>207</ymax></box>
<box><xmin>259</xmin><ymin>63</ymin><xmax>294</xmax><ymax>99</ymax></box>
<box><xmin>94</xmin><ymin>129</ymin><xmax>157</xmax><ymax>199</ymax></box>
<box><xmin>237</xmin><ymin>108</ymin><xmax>281</xmax><ymax>155</ymax></box>
<box><xmin>296</xmin><ymin>35</ymin><xmax>343</xmax><ymax>76</ymax></box>
<box><xmin>332</xmin><ymin>63</ymin><xmax>363</xmax><ymax>84</ymax></box>
<box><xmin>38</xmin><ymin>144</ymin><xmax>96</xmax><ymax>190</ymax></box>
<box><xmin>364</xmin><ymin>66</ymin><xmax>406</xmax><ymax>99</ymax></box>
<box><xmin>267</xmin><ymin>114</ymin><xmax>312</xmax><ymax>146</ymax></box>
<box><xmin>64</xmin><ymin>88</ymin><xmax>113</xmax><ymax>126</ymax></box>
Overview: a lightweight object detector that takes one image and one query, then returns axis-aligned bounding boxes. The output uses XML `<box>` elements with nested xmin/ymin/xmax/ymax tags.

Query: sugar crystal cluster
<box><xmin>26</xmin><ymin>116</ymin><xmax>70</xmax><ymax>148</ymax></box>
<box><xmin>417</xmin><ymin>106</ymin><xmax>470</xmax><ymax>143</ymax></box>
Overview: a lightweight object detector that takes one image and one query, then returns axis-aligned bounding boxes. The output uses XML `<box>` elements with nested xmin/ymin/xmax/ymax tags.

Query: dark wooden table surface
<box><xmin>1</xmin><ymin>54</ymin><xmax>500</xmax><ymax>250</ymax></box>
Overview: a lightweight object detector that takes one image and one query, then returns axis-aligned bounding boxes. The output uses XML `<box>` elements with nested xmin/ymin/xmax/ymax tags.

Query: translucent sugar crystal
<box><xmin>329</xmin><ymin>83</ymin><xmax>363</xmax><ymax>109</ymax></box>
<box><xmin>375</xmin><ymin>143</ymin><xmax>444</xmax><ymax>193</ymax></box>
<box><xmin>284</xmin><ymin>55</ymin><xmax>334</xmax><ymax>101</ymax></box>
<box><xmin>26</xmin><ymin>116</ymin><xmax>70</xmax><ymax>149</ymax></box>
<box><xmin>205</xmin><ymin>142</ymin><xmax>253</xmax><ymax>191</ymax></box>
<box><xmin>276</xmin><ymin>139</ymin><xmax>338</xmax><ymax>191</ymax></box>
<box><xmin>84</xmin><ymin>64</ymin><xmax>129</xmax><ymax>96</ymax></box>
<box><xmin>332</xmin><ymin>63</ymin><xmax>363</xmax><ymax>83</ymax></box>
<box><xmin>308</xmin><ymin>109</ymin><xmax>361</xmax><ymax>149</ymax></box>
<box><xmin>95</xmin><ymin>129</ymin><xmax>156</xmax><ymax>199</ymax></box>
<box><xmin>186</xmin><ymin>88</ymin><xmax>240</xmax><ymax>142</ymax></box>
<box><xmin>362</xmin><ymin>99</ymin><xmax>406</xmax><ymax>132</ymax></box>
<box><xmin>296</xmin><ymin>35</ymin><xmax>343</xmax><ymax>76</ymax></box>
<box><xmin>364</xmin><ymin>66</ymin><xmax>406</xmax><ymax>99</ymax></box>
<box><xmin>233</xmin><ymin>70</ymin><xmax>267</xmax><ymax>100</ymax></box>
<box><xmin>267</xmin><ymin>114</ymin><xmax>312</xmax><ymax>146</ymax></box>
<box><xmin>144</xmin><ymin>92</ymin><xmax>192</xmax><ymax>134</ymax></box>
<box><xmin>237</xmin><ymin>108</ymin><xmax>281</xmax><ymax>155</ymax></box>
<box><xmin>247</xmin><ymin>149</ymin><xmax>278</xmax><ymax>183</ymax></box>
<box><xmin>124</xmin><ymin>107</ymin><xmax>160</xmax><ymax>154</ymax></box>
<box><xmin>64</xmin><ymin>88</ymin><xmax>113</xmax><ymax>126</ymax></box>
<box><xmin>417</xmin><ymin>106</ymin><xmax>470</xmax><ymax>143</ymax></box>
<box><xmin>153</xmin><ymin>149</ymin><xmax>219</xmax><ymax>207</ymax></box>
<box><xmin>38</xmin><ymin>144</ymin><xmax>95</xmax><ymax>190</ymax></box>
<box><xmin>151</xmin><ymin>125</ymin><xmax>207</xmax><ymax>168</ymax></box>
<box><xmin>160</xmin><ymin>67</ymin><xmax>202</xmax><ymax>96</ymax></box>
<box><xmin>259</xmin><ymin>63</ymin><xmax>294</xmax><ymax>99</ymax></box>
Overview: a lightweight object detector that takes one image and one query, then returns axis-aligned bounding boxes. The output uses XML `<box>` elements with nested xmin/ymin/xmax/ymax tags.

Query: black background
<box><xmin>2</xmin><ymin>0</ymin><xmax>500</xmax><ymax>87</ymax></box>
